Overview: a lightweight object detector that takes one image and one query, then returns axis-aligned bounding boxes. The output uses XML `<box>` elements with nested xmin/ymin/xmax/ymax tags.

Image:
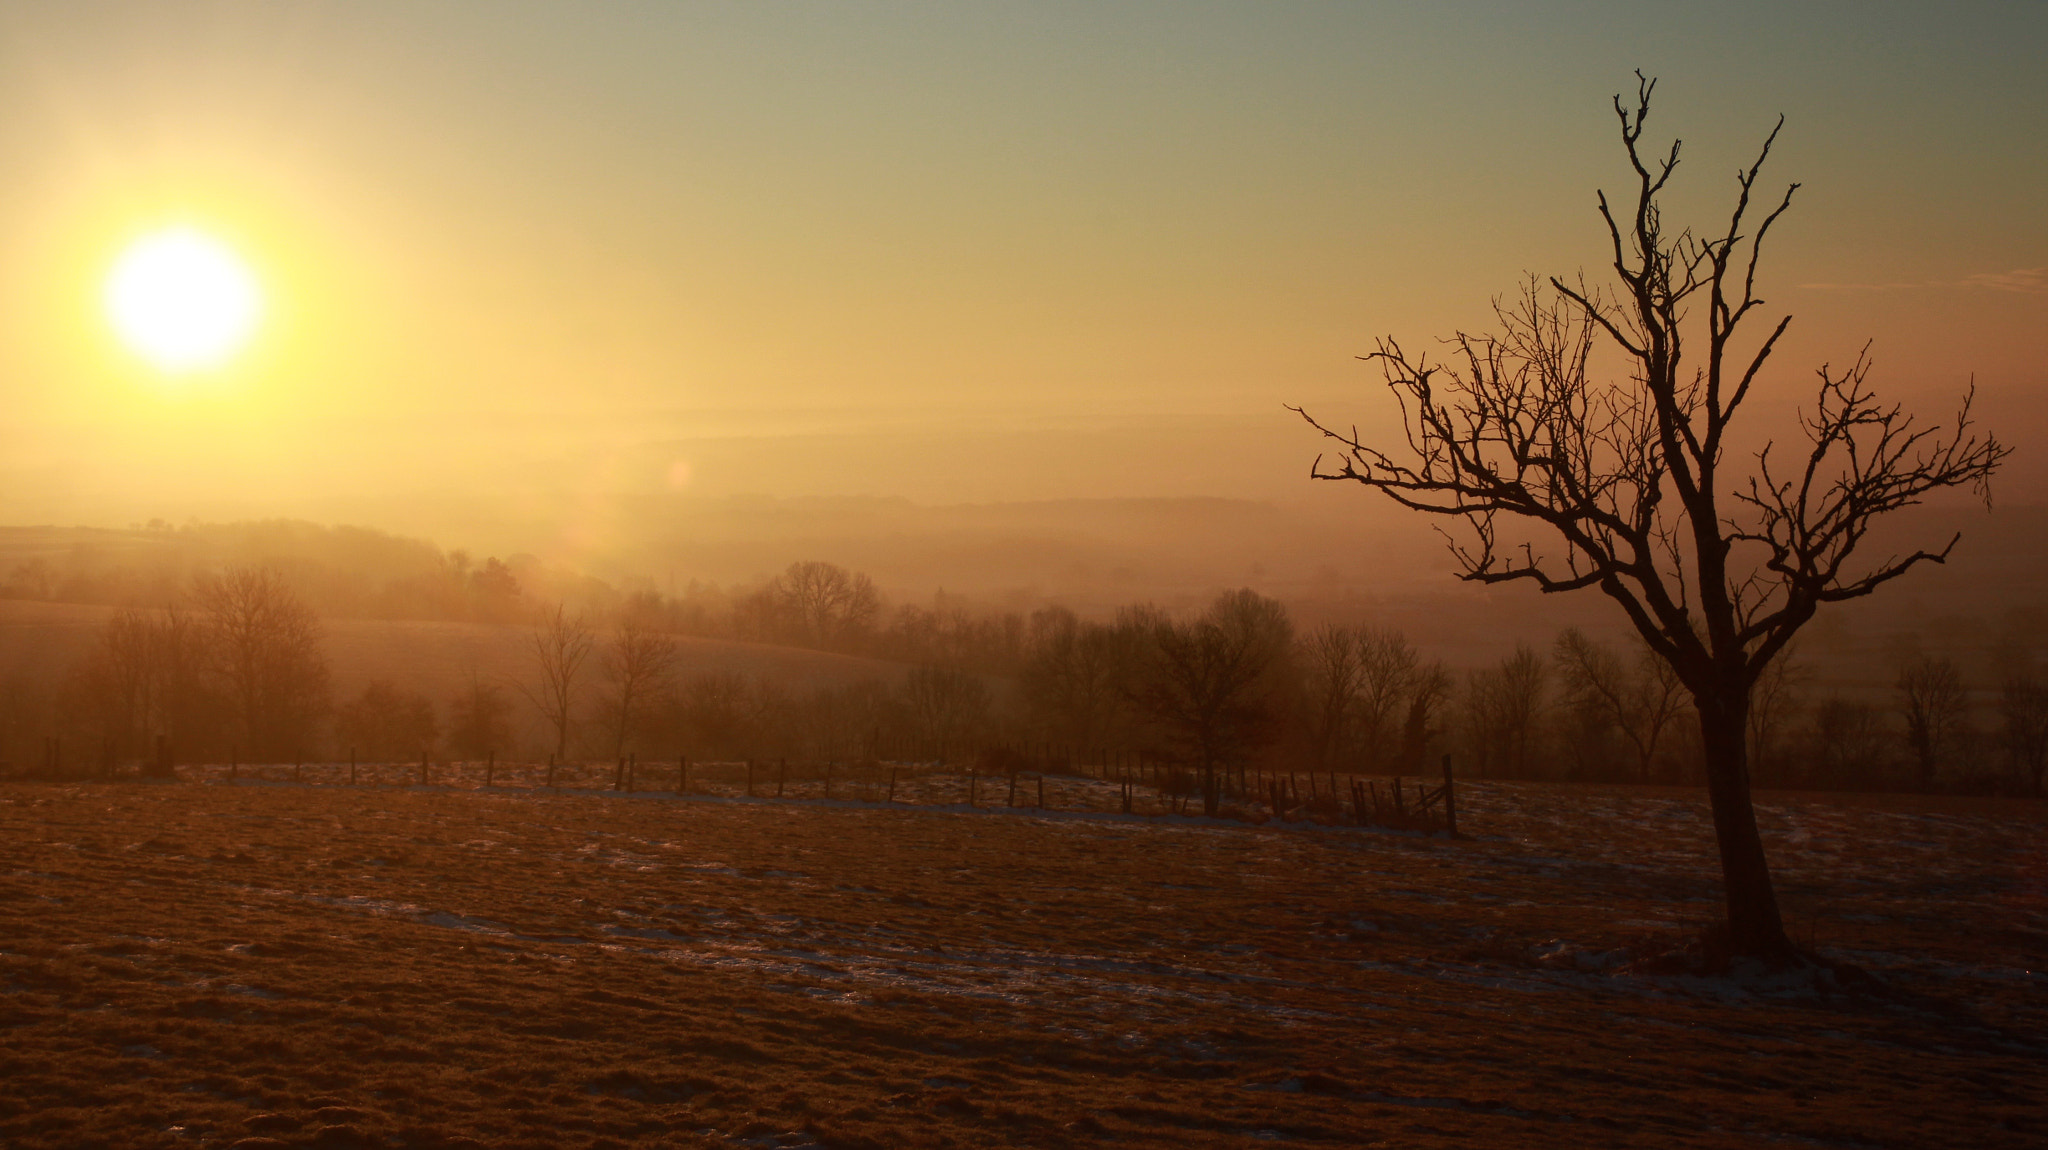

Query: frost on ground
<box><xmin>0</xmin><ymin>780</ymin><xmax>2041</xmax><ymax>1149</ymax></box>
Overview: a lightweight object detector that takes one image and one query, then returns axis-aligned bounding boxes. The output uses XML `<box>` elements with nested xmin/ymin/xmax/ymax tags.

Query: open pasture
<box><xmin>0</xmin><ymin>779</ymin><xmax>2041</xmax><ymax>1149</ymax></box>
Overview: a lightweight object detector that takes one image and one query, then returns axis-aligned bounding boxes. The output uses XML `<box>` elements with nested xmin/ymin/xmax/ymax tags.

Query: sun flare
<box><xmin>105</xmin><ymin>226</ymin><xmax>262</xmax><ymax>373</ymax></box>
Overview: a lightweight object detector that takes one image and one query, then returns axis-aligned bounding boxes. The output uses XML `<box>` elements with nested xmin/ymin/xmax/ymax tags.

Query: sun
<box><xmin>105</xmin><ymin>226</ymin><xmax>263</xmax><ymax>373</ymax></box>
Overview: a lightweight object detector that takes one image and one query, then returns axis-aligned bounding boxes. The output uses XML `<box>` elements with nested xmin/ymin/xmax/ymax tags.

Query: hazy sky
<box><xmin>0</xmin><ymin>1</ymin><xmax>2042</xmax><ymax>553</ymax></box>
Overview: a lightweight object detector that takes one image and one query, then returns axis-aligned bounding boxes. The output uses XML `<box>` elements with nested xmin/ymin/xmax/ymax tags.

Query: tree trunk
<box><xmin>1696</xmin><ymin>688</ymin><xmax>1796</xmax><ymax>963</ymax></box>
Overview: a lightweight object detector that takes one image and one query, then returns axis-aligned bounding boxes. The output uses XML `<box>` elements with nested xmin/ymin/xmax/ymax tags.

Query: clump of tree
<box><xmin>448</xmin><ymin>673</ymin><xmax>512</xmax><ymax>760</ymax></box>
<box><xmin>335</xmin><ymin>681</ymin><xmax>439</xmax><ymax>761</ymax></box>
<box><xmin>1554</xmin><ymin>628</ymin><xmax>1687</xmax><ymax>782</ymax></box>
<box><xmin>1122</xmin><ymin>590</ymin><xmax>1295</xmax><ymax>816</ymax></box>
<box><xmin>198</xmin><ymin>567</ymin><xmax>332</xmax><ymax>761</ymax></box>
<box><xmin>62</xmin><ymin>566</ymin><xmax>332</xmax><ymax>768</ymax></box>
<box><xmin>1293</xmin><ymin>75</ymin><xmax>2006</xmax><ymax>962</ymax></box>
<box><xmin>599</xmin><ymin>614</ymin><xmax>679</xmax><ymax>759</ymax></box>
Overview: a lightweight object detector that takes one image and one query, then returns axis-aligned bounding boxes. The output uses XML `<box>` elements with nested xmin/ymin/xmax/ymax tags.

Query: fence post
<box><xmin>1441</xmin><ymin>753</ymin><xmax>1457</xmax><ymax>836</ymax></box>
<box><xmin>420</xmin><ymin>751</ymin><xmax>429</xmax><ymax>786</ymax></box>
<box><xmin>679</xmin><ymin>755</ymin><xmax>688</xmax><ymax>794</ymax></box>
<box><xmin>824</xmin><ymin>761</ymin><xmax>833</xmax><ymax>800</ymax></box>
<box><xmin>349</xmin><ymin>747</ymin><xmax>357</xmax><ymax>786</ymax></box>
<box><xmin>486</xmin><ymin>750</ymin><xmax>495</xmax><ymax>788</ymax></box>
<box><xmin>746</xmin><ymin>759</ymin><xmax>755</xmax><ymax>797</ymax></box>
<box><xmin>547</xmin><ymin>752</ymin><xmax>556</xmax><ymax>789</ymax></box>
<box><xmin>887</xmin><ymin>765</ymin><xmax>897</xmax><ymax>803</ymax></box>
<box><xmin>627</xmin><ymin>753</ymin><xmax>636</xmax><ymax>792</ymax></box>
<box><xmin>776</xmin><ymin>758</ymin><xmax>786</xmax><ymax>798</ymax></box>
<box><xmin>1037</xmin><ymin>773</ymin><xmax>1045</xmax><ymax>810</ymax></box>
<box><xmin>1007</xmin><ymin>769</ymin><xmax>1017</xmax><ymax>808</ymax></box>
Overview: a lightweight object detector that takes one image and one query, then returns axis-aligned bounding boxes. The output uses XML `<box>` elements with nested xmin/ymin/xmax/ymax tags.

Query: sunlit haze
<box><xmin>0</xmin><ymin>1</ymin><xmax>2039</xmax><ymax>575</ymax></box>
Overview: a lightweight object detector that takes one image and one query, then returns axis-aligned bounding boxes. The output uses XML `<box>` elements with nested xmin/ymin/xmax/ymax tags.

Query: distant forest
<box><xmin>2</xmin><ymin>519</ymin><xmax>2043</xmax><ymax>795</ymax></box>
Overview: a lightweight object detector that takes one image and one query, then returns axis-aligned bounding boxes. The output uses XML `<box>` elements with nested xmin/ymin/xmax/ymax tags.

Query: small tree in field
<box><xmin>519</xmin><ymin>603</ymin><xmax>593</xmax><ymax>761</ymax></box>
<box><xmin>1293</xmin><ymin>76</ymin><xmax>2006</xmax><ymax>963</ymax></box>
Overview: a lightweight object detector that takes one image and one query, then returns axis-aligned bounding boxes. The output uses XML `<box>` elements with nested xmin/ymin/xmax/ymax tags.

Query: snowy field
<box><xmin>0</xmin><ymin>777</ymin><xmax>2040</xmax><ymax>1148</ymax></box>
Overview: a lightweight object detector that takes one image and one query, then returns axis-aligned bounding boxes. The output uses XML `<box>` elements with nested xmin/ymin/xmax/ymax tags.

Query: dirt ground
<box><xmin>0</xmin><ymin>776</ymin><xmax>2041</xmax><ymax>1149</ymax></box>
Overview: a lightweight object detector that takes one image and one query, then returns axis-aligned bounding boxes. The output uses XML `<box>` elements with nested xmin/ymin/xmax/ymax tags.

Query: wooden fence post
<box><xmin>626</xmin><ymin>753</ymin><xmax>636</xmax><ymax>792</ymax></box>
<box><xmin>746</xmin><ymin>759</ymin><xmax>755</xmax><ymax>798</ymax></box>
<box><xmin>420</xmin><ymin>751</ymin><xmax>429</xmax><ymax>786</ymax></box>
<box><xmin>349</xmin><ymin>747</ymin><xmax>357</xmax><ymax>786</ymax></box>
<box><xmin>776</xmin><ymin>758</ymin><xmax>786</xmax><ymax>798</ymax></box>
<box><xmin>1441</xmin><ymin>753</ymin><xmax>1457</xmax><ymax>836</ymax></box>
<box><xmin>486</xmin><ymin>750</ymin><xmax>494</xmax><ymax>788</ymax></box>
<box><xmin>887</xmin><ymin>765</ymin><xmax>897</xmax><ymax>803</ymax></box>
<box><xmin>678</xmin><ymin>755</ymin><xmax>688</xmax><ymax>794</ymax></box>
<box><xmin>546</xmin><ymin>752</ymin><xmax>556</xmax><ymax>789</ymax></box>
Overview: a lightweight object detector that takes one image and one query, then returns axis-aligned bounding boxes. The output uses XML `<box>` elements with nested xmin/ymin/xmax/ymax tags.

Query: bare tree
<box><xmin>1354</xmin><ymin>628</ymin><xmax>1418</xmax><ymax>771</ymax></box>
<box><xmin>1464</xmin><ymin>644</ymin><xmax>1548</xmax><ymax>777</ymax></box>
<box><xmin>745</xmin><ymin>561</ymin><xmax>881</xmax><ymax>649</ymax></box>
<box><xmin>1293</xmin><ymin>76</ymin><xmax>2006</xmax><ymax>961</ymax></box>
<box><xmin>1896</xmin><ymin>654</ymin><xmax>1967</xmax><ymax>790</ymax></box>
<box><xmin>1746</xmin><ymin>642</ymin><xmax>1807</xmax><ymax>786</ymax></box>
<box><xmin>1021</xmin><ymin>607</ymin><xmax>1135</xmax><ymax>751</ymax></box>
<box><xmin>1808</xmin><ymin>698</ymin><xmax>1891</xmax><ymax>787</ymax></box>
<box><xmin>601</xmin><ymin>615</ymin><xmax>679</xmax><ymax>759</ymax></box>
<box><xmin>195</xmin><ymin>567</ymin><xmax>330</xmax><ymax>762</ymax></box>
<box><xmin>448</xmin><ymin>672</ymin><xmax>512</xmax><ymax>760</ymax></box>
<box><xmin>335</xmin><ymin>680</ymin><xmax>439</xmax><ymax>760</ymax></box>
<box><xmin>1297</xmin><ymin>624</ymin><xmax>1365</xmax><ymax>771</ymax></box>
<box><xmin>519</xmin><ymin>603</ymin><xmax>594</xmax><ymax>761</ymax></box>
<box><xmin>900</xmin><ymin>663</ymin><xmax>991</xmax><ymax>763</ymax></box>
<box><xmin>1554</xmin><ymin>628</ymin><xmax>1687</xmax><ymax>782</ymax></box>
<box><xmin>1998</xmin><ymin>674</ymin><xmax>2048</xmax><ymax>796</ymax></box>
<box><xmin>1396</xmin><ymin>661</ymin><xmax>1453</xmax><ymax>774</ymax></box>
<box><xmin>679</xmin><ymin>669</ymin><xmax>755</xmax><ymax>758</ymax></box>
<box><xmin>1127</xmin><ymin>589</ymin><xmax>1293</xmax><ymax>815</ymax></box>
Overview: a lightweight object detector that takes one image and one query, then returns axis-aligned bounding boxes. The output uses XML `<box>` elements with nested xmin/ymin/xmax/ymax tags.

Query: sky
<box><xmin>0</xmin><ymin>1</ymin><xmax>2042</xmax><ymax>562</ymax></box>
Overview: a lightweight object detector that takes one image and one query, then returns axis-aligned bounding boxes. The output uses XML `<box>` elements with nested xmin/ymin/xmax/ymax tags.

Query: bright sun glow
<box><xmin>105</xmin><ymin>227</ymin><xmax>262</xmax><ymax>373</ymax></box>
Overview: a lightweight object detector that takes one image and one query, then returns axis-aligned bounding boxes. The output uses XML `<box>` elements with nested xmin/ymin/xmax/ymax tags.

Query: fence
<box><xmin>2</xmin><ymin>741</ymin><xmax>1461</xmax><ymax>835</ymax></box>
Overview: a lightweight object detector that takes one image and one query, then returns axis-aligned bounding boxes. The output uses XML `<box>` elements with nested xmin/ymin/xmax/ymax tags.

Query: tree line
<box><xmin>15</xmin><ymin>559</ymin><xmax>2044</xmax><ymax>797</ymax></box>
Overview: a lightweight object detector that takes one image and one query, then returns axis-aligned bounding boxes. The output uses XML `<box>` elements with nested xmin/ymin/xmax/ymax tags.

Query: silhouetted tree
<box><xmin>1021</xmin><ymin>607</ymin><xmax>1135</xmax><ymax>751</ymax></box>
<box><xmin>1464</xmin><ymin>644</ymin><xmax>1548</xmax><ymax>777</ymax></box>
<box><xmin>1128</xmin><ymin>589</ymin><xmax>1293</xmax><ymax>815</ymax></box>
<box><xmin>742</xmin><ymin>561</ymin><xmax>880</xmax><ymax>650</ymax></box>
<box><xmin>196</xmin><ymin>566</ymin><xmax>330</xmax><ymax>761</ymax></box>
<box><xmin>1807</xmin><ymin>698</ymin><xmax>1891</xmax><ymax>788</ymax></box>
<box><xmin>335</xmin><ymin>680</ymin><xmax>438</xmax><ymax>760</ymax></box>
<box><xmin>1897</xmin><ymin>654</ymin><xmax>1967</xmax><ymax>790</ymax></box>
<box><xmin>1998</xmin><ymin>674</ymin><xmax>2048</xmax><ymax>796</ymax></box>
<box><xmin>678</xmin><ymin>670</ymin><xmax>756</xmax><ymax>758</ymax></box>
<box><xmin>1294</xmin><ymin>75</ymin><xmax>2006</xmax><ymax>961</ymax></box>
<box><xmin>1354</xmin><ymin>628</ymin><xmax>1418</xmax><ymax>772</ymax></box>
<box><xmin>600</xmin><ymin>615</ymin><xmax>678</xmax><ymax>758</ymax></box>
<box><xmin>900</xmin><ymin>663</ymin><xmax>991</xmax><ymax>763</ymax></box>
<box><xmin>1396</xmin><ymin>661</ymin><xmax>1453</xmax><ymax>774</ymax></box>
<box><xmin>448</xmin><ymin>672</ymin><xmax>512</xmax><ymax>760</ymax></box>
<box><xmin>1554</xmin><ymin>628</ymin><xmax>1687</xmax><ymax>782</ymax></box>
<box><xmin>1298</xmin><ymin>624</ymin><xmax>1366</xmax><ymax>772</ymax></box>
<box><xmin>1746</xmin><ymin>643</ymin><xmax>1806</xmax><ymax>786</ymax></box>
<box><xmin>519</xmin><ymin>603</ymin><xmax>594</xmax><ymax>761</ymax></box>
